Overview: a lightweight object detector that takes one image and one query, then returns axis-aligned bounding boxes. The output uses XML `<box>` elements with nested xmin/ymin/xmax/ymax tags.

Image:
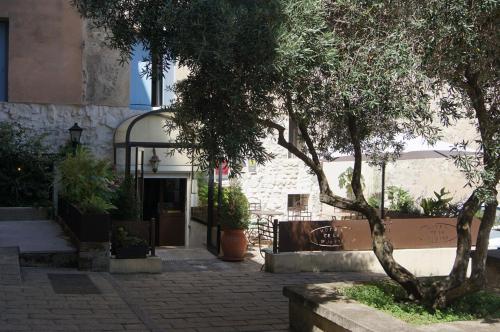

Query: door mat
<box><xmin>48</xmin><ymin>273</ymin><xmax>101</xmax><ymax>294</ymax></box>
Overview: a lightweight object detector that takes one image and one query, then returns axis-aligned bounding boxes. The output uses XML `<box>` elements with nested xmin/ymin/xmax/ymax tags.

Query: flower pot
<box><xmin>115</xmin><ymin>244</ymin><xmax>149</xmax><ymax>259</ymax></box>
<box><xmin>220</xmin><ymin>229</ymin><xmax>247</xmax><ymax>261</ymax></box>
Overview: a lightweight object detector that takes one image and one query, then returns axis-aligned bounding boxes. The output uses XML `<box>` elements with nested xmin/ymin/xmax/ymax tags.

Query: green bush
<box><xmin>338</xmin><ymin>167</ymin><xmax>365</xmax><ymax>200</ymax></box>
<box><xmin>420</xmin><ymin>188</ymin><xmax>454</xmax><ymax>217</ymax></box>
<box><xmin>386</xmin><ymin>186</ymin><xmax>419</xmax><ymax>214</ymax></box>
<box><xmin>368</xmin><ymin>192</ymin><xmax>381</xmax><ymax>208</ymax></box>
<box><xmin>0</xmin><ymin>121</ymin><xmax>55</xmax><ymax>206</ymax></box>
<box><xmin>111</xmin><ymin>176</ymin><xmax>142</xmax><ymax>220</ymax></box>
<box><xmin>59</xmin><ymin>147</ymin><xmax>115</xmax><ymax>214</ymax></box>
<box><xmin>197</xmin><ymin>172</ymin><xmax>222</xmax><ymax>206</ymax></box>
<box><xmin>113</xmin><ymin>226</ymin><xmax>147</xmax><ymax>248</ymax></box>
<box><xmin>342</xmin><ymin>281</ymin><xmax>500</xmax><ymax>325</ymax></box>
<box><xmin>219</xmin><ymin>184</ymin><xmax>250</xmax><ymax>230</ymax></box>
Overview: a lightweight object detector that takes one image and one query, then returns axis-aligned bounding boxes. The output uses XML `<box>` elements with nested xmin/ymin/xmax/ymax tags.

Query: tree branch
<box><xmin>284</xmin><ymin>92</ymin><xmax>321</xmax><ymax>166</ymax></box>
<box><xmin>259</xmin><ymin>118</ymin><xmax>359</xmax><ymax>211</ymax></box>
<box><xmin>259</xmin><ymin>119</ymin><xmax>319</xmax><ymax>172</ymax></box>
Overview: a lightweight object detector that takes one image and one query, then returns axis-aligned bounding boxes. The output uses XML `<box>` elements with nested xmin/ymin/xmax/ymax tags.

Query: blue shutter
<box><xmin>129</xmin><ymin>43</ymin><xmax>152</xmax><ymax>110</ymax></box>
<box><xmin>0</xmin><ymin>22</ymin><xmax>8</xmax><ymax>102</ymax></box>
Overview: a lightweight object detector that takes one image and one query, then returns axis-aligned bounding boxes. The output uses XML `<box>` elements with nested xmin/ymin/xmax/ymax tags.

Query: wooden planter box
<box><xmin>58</xmin><ymin>199</ymin><xmax>110</xmax><ymax>242</ymax></box>
<box><xmin>115</xmin><ymin>245</ymin><xmax>149</xmax><ymax>259</ymax></box>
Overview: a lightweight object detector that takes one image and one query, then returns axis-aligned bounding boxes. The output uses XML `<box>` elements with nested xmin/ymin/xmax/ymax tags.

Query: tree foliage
<box><xmin>73</xmin><ymin>0</ymin><xmax>499</xmax><ymax>308</ymax></box>
<box><xmin>0</xmin><ymin>121</ymin><xmax>55</xmax><ymax>206</ymax></box>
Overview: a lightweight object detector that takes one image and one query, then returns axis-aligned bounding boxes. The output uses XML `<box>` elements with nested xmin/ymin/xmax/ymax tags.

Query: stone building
<box><xmin>0</xmin><ymin>0</ymin><xmax>485</xmax><ymax>250</ymax></box>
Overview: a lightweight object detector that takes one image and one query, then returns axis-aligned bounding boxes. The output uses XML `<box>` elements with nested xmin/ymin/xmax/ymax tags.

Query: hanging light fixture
<box><xmin>149</xmin><ymin>148</ymin><xmax>161</xmax><ymax>173</ymax></box>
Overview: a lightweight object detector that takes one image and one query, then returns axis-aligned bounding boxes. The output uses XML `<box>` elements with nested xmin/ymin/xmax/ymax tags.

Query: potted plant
<box><xmin>219</xmin><ymin>184</ymin><xmax>250</xmax><ymax>261</ymax></box>
<box><xmin>113</xmin><ymin>227</ymin><xmax>149</xmax><ymax>259</ymax></box>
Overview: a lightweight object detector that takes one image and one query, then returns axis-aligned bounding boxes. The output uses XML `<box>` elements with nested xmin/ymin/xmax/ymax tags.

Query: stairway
<box><xmin>0</xmin><ymin>207</ymin><xmax>77</xmax><ymax>268</ymax></box>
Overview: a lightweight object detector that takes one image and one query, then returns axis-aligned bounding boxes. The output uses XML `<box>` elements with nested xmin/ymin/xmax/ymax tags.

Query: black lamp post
<box><xmin>68</xmin><ymin>122</ymin><xmax>83</xmax><ymax>155</ymax></box>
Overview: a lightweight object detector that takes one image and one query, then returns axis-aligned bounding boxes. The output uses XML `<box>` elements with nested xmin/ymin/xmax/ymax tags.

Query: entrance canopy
<box><xmin>113</xmin><ymin>110</ymin><xmax>192</xmax><ymax>175</ymax></box>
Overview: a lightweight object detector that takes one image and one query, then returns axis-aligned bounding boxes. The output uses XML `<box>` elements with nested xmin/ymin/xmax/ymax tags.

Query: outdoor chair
<box><xmin>256</xmin><ymin>216</ymin><xmax>275</xmax><ymax>259</ymax></box>
<box><xmin>245</xmin><ymin>199</ymin><xmax>262</xmax><ymax>245</ymax></box>
<box><xmin>288</xmin><ymin>205</ymin><xmax>311</xmax><ymax>221</ymax></box>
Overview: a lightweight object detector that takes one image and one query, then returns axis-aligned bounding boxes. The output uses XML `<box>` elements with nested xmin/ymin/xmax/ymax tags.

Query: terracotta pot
<box><xmin>220</xmin><ymin>229</ymin><xmax>247</xmax><ymax>261</ymax></box>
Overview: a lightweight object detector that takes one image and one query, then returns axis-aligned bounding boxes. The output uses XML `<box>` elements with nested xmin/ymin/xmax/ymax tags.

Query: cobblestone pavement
<box><xmin>0</xmin><ymin>254</ymin><xmax>380</xmax><ymax>331</ymax></box>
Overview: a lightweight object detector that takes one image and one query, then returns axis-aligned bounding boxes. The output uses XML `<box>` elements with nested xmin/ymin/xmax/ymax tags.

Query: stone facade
<box><xmin>240</xmin><ymin>118</ymin><xmax>484</xmax><ymax>220</ymax></box>
<box><xmin>0</xmin><ymin>102</ymin><xmax>135</xmax><ymax>158</ymax></box>
<box><xmin>240</xmin><ymin>118</ymin><xmax>324</xmax><ymax>220</ymax></box>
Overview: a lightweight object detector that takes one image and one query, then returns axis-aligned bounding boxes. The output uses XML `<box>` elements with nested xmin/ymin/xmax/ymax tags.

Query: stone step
<box><xmin>0</xmin><ymin>207</ymin><xmax>49</xmax><ymax>221</ymax></box>
<box><xmin>0</xmin><ymin>220</ymin><xmax>78</xmax><ymax>268</ymax></box>
<box><xmin>0</xmin><ymin>247</ymin><xmax>22</xmax><ymax>286</ymax></box>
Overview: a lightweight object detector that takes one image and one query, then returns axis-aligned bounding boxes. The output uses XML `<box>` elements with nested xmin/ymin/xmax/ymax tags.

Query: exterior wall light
<box><xmin>68</xmin><ymin>122</ymin><xmax>83</xmax><ymax>155</ymax></box>
<box><xmin>149</xmin><ymin>148</ymin><xmax>161</xmax><ymax>173</ymax></box>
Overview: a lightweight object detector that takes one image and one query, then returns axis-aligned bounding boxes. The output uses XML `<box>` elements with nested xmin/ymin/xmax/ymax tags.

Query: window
<box><xmin>129</xmin><ymin>43</ymin><xmax>174</xmax><ymax>110</ymax></box>
<box><xmin>247</xmin><ymin>159</ymin><xmax>257</xmax><ymax>173</ymax></box>
<box><xmin>287</xmin><ymin>194</ymin><xmax>309</xmax><ymax>211</ymax></box>
<box><xmin>288</xmin><ymin>194</ymin><xmax>311</xmax><ymax>221</ymax></box>
<box><xmin>0</xmin><ymin>21</ymin><xmax>8</xmax><ymax>102</ymax></box>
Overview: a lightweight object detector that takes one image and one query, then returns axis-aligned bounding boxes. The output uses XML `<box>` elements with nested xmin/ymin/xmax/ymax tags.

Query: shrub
<box><xmin>219</xmin><ymin>184</ymin><xmax>250</xmax><ymax>230</ymax></box>
<box><xmin>341</xmin><ymin>281</ymin><xmax>500</xmax><ymax>325</ymax></box>
<box><xmin>420</xmin><ymin>188</ymin><xmax>455</xmax><ymax>217</ymax></box>
<box><xmin>338</xmin><ymin>167</ymin><xmax>365</xmax><ymax>200</ymax></box>
<box><xmin>113</xmin><ymin>226</ymin><xmax>147</xmax><ymax>248</ymax></box>
<box><xmin>196</xmin><ymin>172</ymin><xmax>221</xmax><ymax>206</ymax></box>
<box><xmin>59</xmin><ymin>147</ymin><xmax>115</xmax><ymax>214</ymax></box>
<box><xmin>0</xmin><ymin>121</ymin><xmax>55</xmax><ymax>206</ymax></box>
<box><xmin>368</xmin><ymin>192</ymin><xmax>381</xmax><ymax>208</ymax></box>
<box><xmin>386</xmin><ymin>186</ymin><xmax>419</xmax><ymax>215</ymax></box>
<box><xmin>111</xmin><ymin>176</ymin><xmax>142</xmax><ymax>220</ymax></box>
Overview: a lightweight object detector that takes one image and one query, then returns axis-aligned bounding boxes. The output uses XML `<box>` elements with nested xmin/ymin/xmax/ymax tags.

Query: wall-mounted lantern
<box><xmin>68</xmin><ymin>122</ymin><xmax>83</xmax><ymax>155</ymax></box>
<box><xmin>149</xmin><ymin>148</ymin><xmax>161</xmax><ymax>173</ymax></box>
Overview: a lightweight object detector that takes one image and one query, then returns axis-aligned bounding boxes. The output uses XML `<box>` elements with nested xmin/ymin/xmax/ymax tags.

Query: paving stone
<box><xmin>0</xmin><ymin>249</ymin><xmax>382</xmax><ymax>331</ymax></box>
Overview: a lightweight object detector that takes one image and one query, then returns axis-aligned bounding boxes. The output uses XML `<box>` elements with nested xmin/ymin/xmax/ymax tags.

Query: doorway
<box><xmin>143</xmin><ymin>178</ymin><xmax>187</xmax><ymax>246</ymax></box>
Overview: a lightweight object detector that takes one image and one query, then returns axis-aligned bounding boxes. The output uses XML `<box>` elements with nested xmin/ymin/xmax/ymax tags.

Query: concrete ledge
<box><xmin>283</xmin><ymin>283</ymin><xmax>500</xmax><ymax>332</ymax></box>
<box><xmin>109</xmin><ymin>256</ymin><xmax>162</xmax><ymax>274</ymax></box>
<box><xmin>0</xmin><ymin>207</ymin><xmax>48</xmax><ymax>221</ymax></box>
<box><xmin>284</xmin><ymin>283</ymin><xmax>414</xmax><ymax>332</ymax></box>
<box><xmin>266</xmin><ymin>248</ymin><xmax>467</xmax><ymax>276</ymax></box>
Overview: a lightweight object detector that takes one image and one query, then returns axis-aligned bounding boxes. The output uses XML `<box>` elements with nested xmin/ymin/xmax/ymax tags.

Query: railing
<box><xmin>191</xmin><ymin>206</ymin><xmax>219</xmax><ymax>225</ymax></box>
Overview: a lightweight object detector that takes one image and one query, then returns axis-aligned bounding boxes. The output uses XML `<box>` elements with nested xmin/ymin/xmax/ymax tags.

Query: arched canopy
<box><xmin>113</xmin><ymin>110</ymin><xmax>191</xmax><ymax>175</ymax></box>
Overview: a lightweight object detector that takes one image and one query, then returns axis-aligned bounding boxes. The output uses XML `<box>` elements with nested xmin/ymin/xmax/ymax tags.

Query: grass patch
<box><xmin>341</xmin><ymin>281</ymin><xmax>500</xmax><ymax>325</ymax></box>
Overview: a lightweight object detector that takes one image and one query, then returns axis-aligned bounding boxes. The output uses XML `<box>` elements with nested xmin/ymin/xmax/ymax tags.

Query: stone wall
<box><xmin>239</xmin><ymin>118</ymin><xmax>485</xmax><ymax>220</ymax></box>
<box><xmin>0</xmin><ymin>102</ymin><xmax>136</xmax><ymax>159</ymax></box>
<box><xmin>240</xmin><ymin>118</ymin><xmax>324</xmax><ymax>220</ymax></box>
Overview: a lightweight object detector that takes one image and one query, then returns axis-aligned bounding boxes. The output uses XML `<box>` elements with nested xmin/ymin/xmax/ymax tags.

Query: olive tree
<box><xmin>401</xmin><ymin>0</ymin><xmax>500</xmax><ymax>307</ymax></box>
<box><xmin>72</xmin><ymin>0</ymin><xmax>498</xmax><ymax>308</ymax></box>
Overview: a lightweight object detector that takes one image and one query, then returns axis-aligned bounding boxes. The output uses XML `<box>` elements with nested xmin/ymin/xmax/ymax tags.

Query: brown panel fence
<box><xmin>277</xmin><ymin>218</ymin><xmax>481</xmax><ymax>253</ymax></box>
